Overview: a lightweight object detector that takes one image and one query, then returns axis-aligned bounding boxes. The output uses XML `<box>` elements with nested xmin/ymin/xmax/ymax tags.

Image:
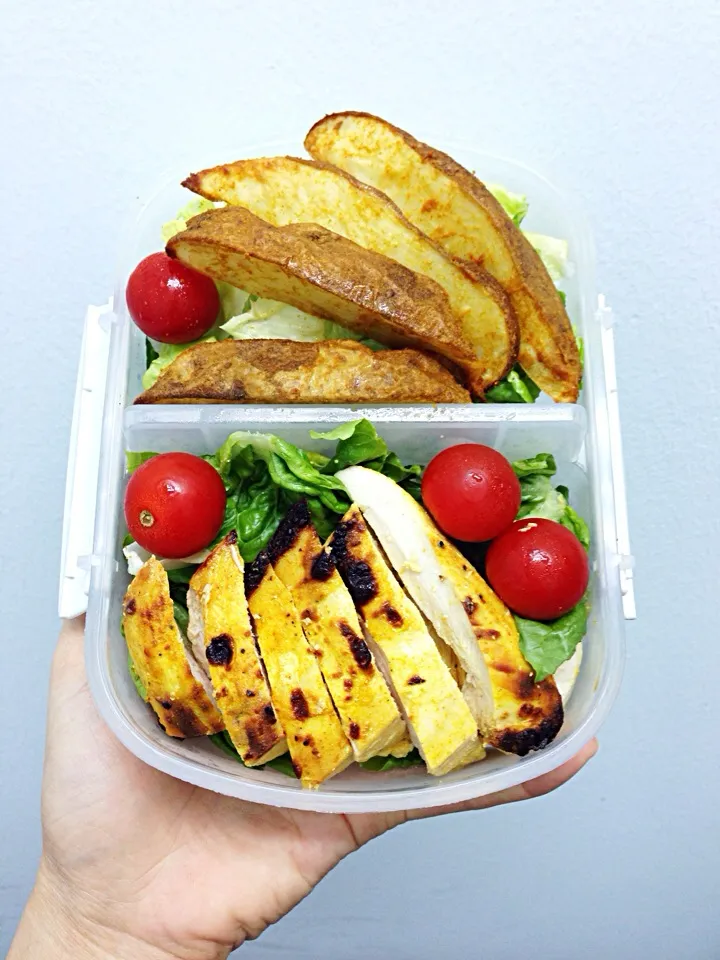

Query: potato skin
<box><xmin>306</xmin><ymin>112</ymin><xmax>580</xmax><ymax>402</ymax></box>
<box><xmin>165</xmin><ymin>205</ymin><xmax>477</xmax><ymax>377</ymax></box>
<box><xmin>135</xmin><ymin>338</ymin><xmax>471</xmax><ymax>405</ymax></box>
<box><xmin>183</xmin><ymin>155</ymin><xmax>518</xmax><ymax>393</ymax></box>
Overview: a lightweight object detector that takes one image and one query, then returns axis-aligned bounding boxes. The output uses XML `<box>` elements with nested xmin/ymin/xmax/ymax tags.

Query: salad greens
<box><xmin>124</xmin><ymin>423</ymin><xmax>592</xmax><ymax>772</ymax></box>
<box><xmin>508</xmin><ymin>454</ymin><xmax>590</xmax><ymax>679</ymax></box>
<box><xmin>209</xmin><ymin>730</ymin><xmax>298</xmax><ymax>777</ymax></box>
<box><xmin>515</xmin><ymin>601</ymin><xmax>589</xmax><ymax>684</ymax></box>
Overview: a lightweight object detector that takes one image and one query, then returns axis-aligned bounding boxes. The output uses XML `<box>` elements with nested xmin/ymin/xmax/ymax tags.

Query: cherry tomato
<box><xmin>124</xmin><ymin>453</ymin><xmax>226</xmax><ymax>558</ymax></box>
<box><xmin>421</xmin><ymin>443</ymin><xmax>521</xmax><ymax>541</ymax></box>
<box><xmin>126</xmin><ymin>252</ymin><xmax>219</xmax><ymax>344</ymax></box>
<box><xmin>485</xmin><ymin>517</ymin><xmax>589</xmax><ymax>620</ymax></box>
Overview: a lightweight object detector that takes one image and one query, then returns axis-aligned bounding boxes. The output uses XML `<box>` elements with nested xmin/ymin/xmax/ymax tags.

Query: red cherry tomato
<box><xmin>421</xmin><ymin>443</ymin><xmax>521</xmax><ymax>541</ymax></box>
<box><xmin>126</xmin><ymin>252</ymin><xmax>219</xmax><ymax>344</ymax></box>
<box><xmin>485</xmin><ymin>517</ymin><xmax>589</xmax><ymax>620</ymax></box>
<box><xmin>124</xmin><ymin>453</ymin><xmax>226</xmax><ymax>558</ymax></box>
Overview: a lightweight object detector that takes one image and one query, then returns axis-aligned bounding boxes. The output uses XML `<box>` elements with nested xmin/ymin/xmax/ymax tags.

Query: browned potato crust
<box><xmin>182</xmin><ymin>156</ymin><xmax>518</xmax><ymax>393</ymax></box>
<box><xmin>135</xmin><ymin>338</ymin><xmax>471</xmax><ymax>405</ymax></box>
<box><xmin>167</xmin><ymin>206</ymin><xmax>477</xmax><ymax>376</ymax></box>
<box><xmin>306</xmin><ymin>112</ymin><xmax>580</xmax><ymax>402</ymax></box>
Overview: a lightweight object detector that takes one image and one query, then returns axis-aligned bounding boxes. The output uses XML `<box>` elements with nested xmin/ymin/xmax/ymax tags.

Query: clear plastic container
<box><xmin>60</xmin><ymin>141</ymin><xmax>634</xmax><ymax>813</ymax></box>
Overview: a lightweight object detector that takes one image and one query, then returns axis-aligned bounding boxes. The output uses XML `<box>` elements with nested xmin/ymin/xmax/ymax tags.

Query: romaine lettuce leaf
<box><xmin>515</xmin><ymin>598</ymin><xmax>589</xmax><ymax>683</ymax></box>
<box><xmin>209</xmin><ymin>730</ymin><xmax>297</xmax><ymax>777</ymax></box>
<box><xmin>359</xmin><ymin>749</ymin><xmax>422</xmax><ymax>771</ymax></box>
<box><xmin>511</xmin><ymin>453</ymin><xmax>590</xmax><ymax>550</ymax></box>
<box><xmin>485</xmin><ymin>365</ymin><xmax>541</xmax><ymax>404</ymax></box>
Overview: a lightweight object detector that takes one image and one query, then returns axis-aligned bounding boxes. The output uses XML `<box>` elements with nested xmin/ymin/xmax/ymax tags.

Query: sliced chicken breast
<box><xmin>122</xmin><ymin>556</ymin><xmax>224</xmax><ymax>738</ymax></box>
<box><xmin>245</xmin><ymin>554</ymin><xmax>353</xmax><ymax>787</ymax></box>
<box><xmin>267</xmin><ymin>502</ymin><xmax>405</xmax><ymax>762</ymax></box>
<box><xmin>337</xmin><ymin>467</ymin><xmax>564</xmax><ymax>756</ymax></box>
<box><xmin>328</xmin><ymin>506</ymin><xmax>480</xmax><ymax>775</ymax></box>
<box><xmin>188</xmin><ymin>533</ymin><xmax>286</xmax><ymax>766</ymax></box>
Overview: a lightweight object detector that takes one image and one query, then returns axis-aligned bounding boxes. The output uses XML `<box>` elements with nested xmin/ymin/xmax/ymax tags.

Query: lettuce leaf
<box><xmin>142</xmin><ymin>336</ymin><xmax>217</xmax><ymax>390</ymax></box>
<box><xmin>207</xmin><ymin>420</ymin><xmax>423</xmax><ymax>558</ymax></box>
<box><xmin>209</xmin><ymin>731</ymin><xmax>297</xmax><ymax>777</ymax></box>
<box><xmin>488</xmin><ymin>184</ymin><xmax>529</xmax><ymax>226</ymax></box>
<box><xmin>485</xmin><ymin>366</ymin><xmax>541</xmax><ymax>404</ymax></box>
<box><xmin>128</xmin><ymin>653</ymin><xmax>147</xmax><ymax>700</ymax></box>
<box><xmin>523</xmin><ymin>232</ymin><xmax>569</xmax><ymax>283</ymax></box>
<box><xmin>220</xmin><ymin>294</ymin><xmax>384</xmax><ymax>350</ymax></box>
<box><xmin>359</xmin><ymin>749</ymin><xmax>422</xmax><ymax>771</ymax></box>
<box><xmin>511</xmin><ymin>454</ymin><xmax>590</xmax><ymax>550</ymax></box>
<box><xmin>161</xmin><ymin>197</ymin><xmax>216</xmax><ymax>243</ymax></box>
<box><xmin>515</xmin><ymin>598</ymin><xmax>589</xmax><ymax>682</ymax></box>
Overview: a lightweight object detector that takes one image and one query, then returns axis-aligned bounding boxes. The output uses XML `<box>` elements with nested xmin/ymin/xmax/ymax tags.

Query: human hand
<box><xmin>10</xmin><ymin>618</ymin><xmax>596</xmax><ymax>960</ymax></box>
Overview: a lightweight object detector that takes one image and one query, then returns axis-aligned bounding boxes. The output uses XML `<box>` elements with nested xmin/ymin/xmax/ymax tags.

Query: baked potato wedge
<box><xmin>337</xmin><ymin>467</ymin><xmax>564</xmax><ymax>756</ymax></box>
<box><xmin>122</xmin><ymin>557</ymin><xmax>224</xmax><ymax>738</ymax></box>
<box><xmin>187</xmin><ymin>534</ymin><xmax>286</xmax><ymax>765</ymax></box>
<box><xmin>306</xmin><ymin>112</ymin><xmax>580</xmax><ymax>402</ymax></box>
<box><xmin>329</xmin><ymin>506</ymin><xmax>480</xmax><ymax>776</ymax></box>
<box><xmin>267</xmin><ymin>502</ymin><xmax>405</xmax><ymax>762</ymax></box>
<box><xmin>245</xmin><ymin>556</ymin><xmax>353</xmax><ymax>787</ymax></box>
<box><xmin>167</xmin><ymin>206</ymin><xmax>476</xmax><ymax>375</ymax></box>
<box><xmin>183</xmin><ymin>156</ymin><xmax>518</xmax><ymax>393</ymax></box>
<box><xmin>134</xmin><ymin>338</ymin><xmax>471</xmax><ymax>405</ymax></box>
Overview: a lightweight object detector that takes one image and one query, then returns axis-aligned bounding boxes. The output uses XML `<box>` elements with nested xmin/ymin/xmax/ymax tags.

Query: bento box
<box><xmin>59</xmin><ymin>136</ymin><xmax>634</xmax><ymax>813</ymax></box>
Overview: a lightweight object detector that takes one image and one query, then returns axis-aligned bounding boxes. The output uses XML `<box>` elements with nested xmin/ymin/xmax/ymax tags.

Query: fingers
<box><xmin>408</xmin><ymin>738</ymin><xmax>598</xmax><ymax>822</ymax></box>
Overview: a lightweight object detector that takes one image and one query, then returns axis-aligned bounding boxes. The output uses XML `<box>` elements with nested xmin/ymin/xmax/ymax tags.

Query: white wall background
<box><xmin>1</xmin><ymin>1</ymin><xmax>718</xmax><ymax>956</ymax></box>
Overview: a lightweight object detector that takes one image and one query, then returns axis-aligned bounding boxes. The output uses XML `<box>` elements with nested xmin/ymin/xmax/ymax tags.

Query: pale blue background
<box><xmin>1</xmin><ymin>1</ymin><xmax>718</xmax><ymax>957</ymax></box>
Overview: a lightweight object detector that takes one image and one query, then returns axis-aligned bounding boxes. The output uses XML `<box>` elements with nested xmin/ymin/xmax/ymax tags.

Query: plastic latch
<box><xmin>58</xmin><ymin>300</ymin><xmax>114</xmax><ymax>619</ymax></box>
<box><xmin>597</xmin><ymin>295</ymin><xmax>636</xmax><ymax>620</ymax></box>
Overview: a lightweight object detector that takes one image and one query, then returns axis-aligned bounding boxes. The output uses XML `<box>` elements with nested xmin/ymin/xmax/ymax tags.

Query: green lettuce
<box><xmin>485</xmin><ymin>366</ymin><xmax>541</xmax><ymax>404</ymax></box>
<box><xmin>220</xmin><ymin>293</ymin><xmax>384</xmax><ymax>350</ymax></box>
<box><xmin>142</xmin><ymin>336</ymin><xmax>217</xmax><ymax>390</ymax></box>
<box><xmin>128</xmin><ymin>653</ymin><xmax>147</xmax><ymax>700</ymax></box>
<box><xmin>360</xmin><ymin>749</ymin><xmax>422</xmax><ymax>771</ymax></box>
<box><xmin>512</xmin><ymin>453</ymin><xmax>590</xmax><ymax>549</ymax></box>
<box><xmin>488</xmin><ymin>184</ymin><xmax>529</xmax><ymax>226</ymax></box>
<box><xmin>161</xmin><ymin>197</ymin><xmax>216</xmax><ymax>243</ymax></box>
<box><xmin>209</xmin><ymin>731</ymin><xmax>298</xmax><ymax>777</ymax></box>
<box><xmin>524</xmin><ymin>232</ymin><xmax>568</xmax><ymax>283</ymax></box>
<box><xmin>207</xmin><ymin>421</ymin><xmax>422</xmax><ymax>554</ymax></box>
<box><xmin>515</xmin><ymin>599</ymin><xmax>589</xmax><ymax>683</ymax></box>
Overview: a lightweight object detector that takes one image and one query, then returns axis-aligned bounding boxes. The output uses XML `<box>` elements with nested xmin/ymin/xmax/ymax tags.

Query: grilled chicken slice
<box><xmin>244</xmin><ymin>555</ymin><xmax>353</xmax><ymax>787</ymax></box>
<box><xmin>187</xmin><ymin>534</ymin><xmax>286</xmax><ymax>765</ymax></box>
<box><xmin>328</xmin><ymin>506</ymin><xmax>480</xmax><ymax>775</ymax></box>
<box><xmin>337</xmin><ymin>467</ymin><xmax>564</xmax><ymax>756</ymax></box>
<box><xmin>166</xmin><ymin>206</ymin><xmax>477</xmax><ymax>376</ymax></box>
<box><xmin>267</xmin><ymin>502</ymin><xmax>404</xmax><ymax>762</ymax></box>
<box><xmin>122</xmin><ymin>556</ymin><xmax>223</xmax><ymax>738</ymax></box>
<box><xmin>182</xmin><ymin>156</ymin><xmax>517</xmax><ymax>393</ymax></box>
<box><xmin>135</xmin><ymin>338</ymin><xmax>470</xmax><ymax>405</ymax></box>
<box><xmin>306</xmin><ymin>112</ymin><xmax>580</xmax><ymax>402</ymax></box>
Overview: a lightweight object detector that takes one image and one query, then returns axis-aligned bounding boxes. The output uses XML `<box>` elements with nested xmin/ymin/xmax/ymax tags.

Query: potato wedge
<box><xmin>267</xmin><ymin>502</ymin><xmax>405</xmax><ymax>762</ymax></box>
<box><xmin>187</xmin><ymin>534</ymin><xmax>286</xmax><ymax>765</ymax></box>
<box><xmin>122</xmin><ymin>557</ymin><xmax>224</xmax><ymax>738</ymax></box>
<box><xmin>245</xmin><ymin>556</ymin><xmax>353</xmax><ymax>787</ymax></box>
<box><xmin>337</xmin><ymin>467</ymin><xmax>564</xmax><ymax>756</ymax></box>
<box><xmin>167</xmin><ymin>206</ymin><xmax>477</xmax><ymax>375</ymax></box>
<box><xmin>183</xmin><ymin>157</ymin><xmax>518</xmax><ymax>392</ymax></box>
<box><xmin>134</xmin><ymin>338</ymin><xmax>471</xmax><ymax>405</ymax></box>
<box><xmin>306</xmin><ymin>112</ymin><xmax>580</xmax><ymax>402</ymax></box>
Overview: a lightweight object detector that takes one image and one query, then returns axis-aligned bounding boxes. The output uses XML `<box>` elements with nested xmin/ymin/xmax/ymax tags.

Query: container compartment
<box><xmin>84</xmin><ymin>408</ymin><xmax>623</xmax><ymax>813</ymax></box>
